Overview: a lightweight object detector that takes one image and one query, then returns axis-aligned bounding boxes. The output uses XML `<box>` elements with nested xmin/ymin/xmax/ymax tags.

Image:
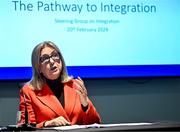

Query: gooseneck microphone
<box><xmin>18</xmin><ymin>93</ymin><xmax>36</xmax><ymax>130</ymax></box>
<box><xmin>23</xmin><ymin>93</ymin><xmax>29</xmax><ymax>126</ymax></box>
<box><xmin>2</xmin><ymin>92</ymin><xmax>36</xmax><ymax>131</ymax></box>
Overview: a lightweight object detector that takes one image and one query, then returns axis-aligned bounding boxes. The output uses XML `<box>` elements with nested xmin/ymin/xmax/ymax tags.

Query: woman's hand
<box><xmin>74</xmin><ymin>77</ymin><xmax>89</xmax><ymax>107</ymax></box>
<box><xmin>44</xmin><ymin>116</ymin><xmax>70</xmax><ymax>127</ymax></box>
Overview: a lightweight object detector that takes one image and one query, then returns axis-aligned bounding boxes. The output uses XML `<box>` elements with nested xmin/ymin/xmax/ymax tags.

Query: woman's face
<box><xmin>39</xmin><ymin>46</ymin><xmax>62</xmax><ymax>80</ymax></box>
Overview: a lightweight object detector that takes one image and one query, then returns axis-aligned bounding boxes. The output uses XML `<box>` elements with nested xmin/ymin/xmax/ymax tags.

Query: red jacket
<box><xmin>18</xmin><ymin>80</ymin><xmax>101</xmax><ymax>128</ymax></box>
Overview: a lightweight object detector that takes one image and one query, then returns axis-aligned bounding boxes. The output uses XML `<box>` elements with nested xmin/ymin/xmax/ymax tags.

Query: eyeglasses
<box><xmin>40</xmin><ymin>52</ymin><xmax>60</xmax><ymax>64</ymax></box>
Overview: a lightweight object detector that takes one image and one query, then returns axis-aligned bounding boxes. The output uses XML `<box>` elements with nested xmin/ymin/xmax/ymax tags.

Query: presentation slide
<box><xmin>0</xmin><ymin>0</ymin><xmax>180</xmax><ymax>79</ymax></box>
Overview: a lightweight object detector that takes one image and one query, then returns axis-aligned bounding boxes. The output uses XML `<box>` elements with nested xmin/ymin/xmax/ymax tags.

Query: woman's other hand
<box><xmin>44</xmin><ymin>116</ymin><xmax>71</xmax><ymax>127</ymax></box>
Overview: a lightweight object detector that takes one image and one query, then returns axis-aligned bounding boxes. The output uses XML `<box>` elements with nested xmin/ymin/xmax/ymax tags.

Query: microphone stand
<box><xmin>15</xmin><ymin>93</ymin><xmax>37</xmax><ymax>130</ymax></box>
<box><xmin>2</xmin><ymin>93</ymin><xmax>36</xmax><ymax>131</ymax></box>
<box><xmin>3</xmin><ymin>123</ymin><xmax>36</xmax><ymax>131</ymax></box>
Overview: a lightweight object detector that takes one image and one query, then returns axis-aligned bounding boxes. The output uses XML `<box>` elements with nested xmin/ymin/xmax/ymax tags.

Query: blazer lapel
<box><xmin>64</xmin><ymin>81</ymin><xmax>77</xmax><ymax>118</ymax></box>
<box><xmin>36</xmin><ymin>84</ymin><xmax>69</xmax><ymax>121</ymax></box>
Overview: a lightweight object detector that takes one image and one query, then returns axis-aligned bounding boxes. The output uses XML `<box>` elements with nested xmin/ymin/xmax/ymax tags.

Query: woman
<box><xmin>18</xmin><ymin>41</ymin><xmax>101</xmax><ymax>128</ymax></box>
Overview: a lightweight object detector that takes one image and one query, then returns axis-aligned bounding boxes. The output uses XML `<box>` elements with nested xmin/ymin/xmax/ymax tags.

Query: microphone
<box><xmin>3</xmin><ymin>92</ymin><xmax>36</xmax><ymax>131</ymax></box>
<box><xmin>17</xmin><ymin>93</ymin><xmax>36</xmax><ymax>130</ymax></box>
<box><xmin>24</xmin><ymin>93</ymin><xmax>29</xmax><ymax>126</ymax></box>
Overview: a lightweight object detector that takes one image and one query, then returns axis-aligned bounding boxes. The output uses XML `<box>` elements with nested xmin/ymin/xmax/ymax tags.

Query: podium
<box><xmin>1</xmin><ymin>122</ymin><xmax>180</xmax><ymax>131</ymax></box>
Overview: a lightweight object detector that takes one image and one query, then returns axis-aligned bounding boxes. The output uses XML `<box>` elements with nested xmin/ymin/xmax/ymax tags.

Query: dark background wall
<box><xmin>0</xmin><ymin>77</ymin><xmax>180</xmax><ymax>126</ymax></box>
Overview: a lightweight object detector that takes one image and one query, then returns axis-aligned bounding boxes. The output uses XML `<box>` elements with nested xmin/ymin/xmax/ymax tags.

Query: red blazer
<box><xmin>18</xmin><ymin>80</ymin><xmax>101</xmax><ymax>128</ymax></box>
